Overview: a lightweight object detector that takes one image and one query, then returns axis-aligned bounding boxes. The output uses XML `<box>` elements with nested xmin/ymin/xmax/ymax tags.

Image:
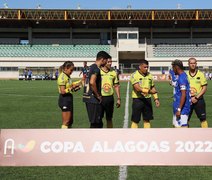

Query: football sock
<box><xmin>131</xmin><ymin>121</ymin><xmax>138</xmax><ymax>128</ymax></box>
<box><xmin>144</xmin><ymin>121</ymin><xmax>151</xmax><ymax>128</ymax></box>
<box><xmin>107</xmin><ymin>121</ymin><xmax>113</xmax><ymax>128</ymax></box>
<box><xmin>61</xmin><ymin>125</ymin><xmax>68</xmax><ymax>129</ymax></box>
<box><xmin>201</xmin><ymin>121</ymin><xmax>208</xmax><ymax>128</ymax></box>
<box><xmin>90</xmin><ymin>123</ymin><xmax>103</xmax><ymax>128</ymax></box>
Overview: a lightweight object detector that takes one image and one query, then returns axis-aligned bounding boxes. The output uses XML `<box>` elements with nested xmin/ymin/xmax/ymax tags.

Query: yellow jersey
<box><xmin>130</xmin><ymin>70</ymin><xmax>154</xmax><ymax>98</ymax></box>
<box><xmin>57</xmin><ymin>72</ymin><xmax>73</xmax><ymax>94</ymax></box>
<box><xmin>101</xmin><ymin>69</ymin><xmax>119</xmax><ymax>96</ymax></box>
<box><xmin>186</xmin><ymin>70</ymin><xmax>207</xmax><ymax>97</ymax></box>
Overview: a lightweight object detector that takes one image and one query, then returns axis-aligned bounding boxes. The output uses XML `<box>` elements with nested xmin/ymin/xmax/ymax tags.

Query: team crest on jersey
<box><xmin>103</xmin><ymin>83</ymin><xmax>111</xmax><ymax>93</ymax></box>
<box><xmin>190</xmin><ymin>87</ymin><xmax>197</xmax><ymax>96</ymax></box>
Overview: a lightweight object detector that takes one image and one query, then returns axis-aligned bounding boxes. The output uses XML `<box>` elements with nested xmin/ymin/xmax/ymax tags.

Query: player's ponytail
<box><xmin>58</xmin><ymin>65</ymin><xmax>63</xmax><ymax>74</ymax></box>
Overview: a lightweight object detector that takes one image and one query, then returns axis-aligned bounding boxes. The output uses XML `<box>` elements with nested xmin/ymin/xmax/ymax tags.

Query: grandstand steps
<box><xmin>0</xmin><ymin>45</ymin><xmax>111</xmax><ymax>58</ymax></box>
<box><xmin>148</xmin><ymin>44</ymin><xmax>212</xmax><ymax>58</ymax></box>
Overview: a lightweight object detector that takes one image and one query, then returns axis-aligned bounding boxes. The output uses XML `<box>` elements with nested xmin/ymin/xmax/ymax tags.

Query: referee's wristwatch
<box><xmin>177</xmin><ymin>108</ymin><xmax>181</xmax><ymax>112</ymax></box>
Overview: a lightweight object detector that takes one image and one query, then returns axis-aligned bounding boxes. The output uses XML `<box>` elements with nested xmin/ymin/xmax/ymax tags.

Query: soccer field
<box><xmin>0</xmin><ymin>80</ymin><xmax>212</xmax><ymax>179</ymax></box>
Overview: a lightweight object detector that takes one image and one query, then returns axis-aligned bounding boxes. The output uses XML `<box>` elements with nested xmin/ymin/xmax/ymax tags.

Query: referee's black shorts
<box><xmin>189</xmin><ymin>97</ymin><xmax>206</xmax><ymax>121</ymax></box>
<box><xmin>86</xmin><ymin>102</ymin><xmax>103</xmax><ymax>124</ymax></box>
<box><xmin>58</xmin><ymin>94</ymin><xmax>73</xmax><ymax>112</ymax></box>
<box><xmin>101</xmin><ymin>95</ymin><xmax>114</xmax><ymax>120</ymax></box>
<box><xmin>131</xmin><ymin>98</ymin><xmax>153</xmax><ymax>123</ymax></box>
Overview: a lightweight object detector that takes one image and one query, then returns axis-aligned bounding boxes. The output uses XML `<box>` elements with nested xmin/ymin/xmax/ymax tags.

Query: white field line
<box><xmin>0</xmin><ymin>93</ymin><xmax>57</xmax><ymax>98</ymax></box>
<box><xmin>1</xmin><ymin>91</ymin><xmax>212</xmax><ymax>99</ymax></box>
<box><xmin>0</xmin><ymin>93</ymin><xmax>126</xmax><ymax>99</ymax></box>
<box><xmin>0</xmin><ymin>87</ymin><xmax>39</xmax><ymax>90</ymax></box>
<box><xmin>123</xmin><ymin>82</ymin><xmax>130</xmax><ymax>129</ymax></box>
<box><xmin>118</xmin><ymin>81</ymin><xmax>130</xmax><ymax>180</ymax></box>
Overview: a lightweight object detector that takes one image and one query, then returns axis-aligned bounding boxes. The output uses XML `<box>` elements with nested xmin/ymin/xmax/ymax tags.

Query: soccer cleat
<box><xmin>131</xmin><ymin>121</ymin><xmax>138</xmax><ymax>128</ymax></box>
<box><xmin>144</xmin><ymin>121</ymin><xmax>151</xmax><ymax>128</ymax></box>
<box><xmin>61</xmin><ymin>125</ymin><xmax>68</xmax><ymax>129</ymax></box>
<box><xmin>201</xmin><ymin>121</ymin><xmax>208</xmax><ymax>128</ymax></box>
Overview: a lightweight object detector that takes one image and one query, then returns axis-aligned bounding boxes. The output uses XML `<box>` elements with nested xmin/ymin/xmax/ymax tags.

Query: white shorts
<box><xmin>173</xmin><ymin>114</ymin><xmax>188</xmax><ymax>127</ymax></box>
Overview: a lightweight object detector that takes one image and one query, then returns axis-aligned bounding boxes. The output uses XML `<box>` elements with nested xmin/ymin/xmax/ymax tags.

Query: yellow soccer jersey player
<box><xmin>100</xmin><ymin>58</ymin><xmax>121</xmax><ymax>128</ymax></box>
<box><xmin>57</xmin><ymin>72</ymin><xmax>73</xmax><ymax>94</ymax></box>
<box><xmin>130</xmin><ymin>60</ymin><xmax>160</xmax><ymax>129</ymax></box>
<box><xmin>57</xmin><ymin>61</ymin><xmax>75</xmax><ymax>129</ymax></box>
<box><xmin>130</xmin><ymin>70</ymin><xmax>154</xmax><ymax>99</ymax></box>
<box><xmin>187</xmin><ymin>57</ymin><xmax>208</xmax><ymax>128</ymax></box>
<box><xmin>101</xmin><ymin>69</ymin><xmax>119</xmax><ymax>96</ymax></box>
<box><xmin>186</xmin><ymin>70</ymin><xmax>207</xmax><ymax>97</ymax></box>
<box><xmin>58</xmin><ymin>73</ymin><xmax>81</xmax><ymax>94</ymax></box>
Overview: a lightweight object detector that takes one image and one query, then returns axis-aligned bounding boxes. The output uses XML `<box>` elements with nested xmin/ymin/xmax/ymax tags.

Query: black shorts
<box><xmin>86</xmin><ymin>102</ymin><xmax>103</xmax><ymax>124</ymax></box>
<box><xmin>131</xmin><ymin>98</ymin><xmax>153</xmax><ymax>123</ymax></box>
<box><xmin>101</xmin><ymin>95</ymin><xmax>114</xmax><ymax>120</ymax></box>
<box><xmin>189</xmin><ymin>97</ymin><xmax>206</xmax><ymax>121</ymax></box>
<box><xmin>58</xmin><ymin>94</ymin><xmax>73</xmax><ymax>112</ymax></box>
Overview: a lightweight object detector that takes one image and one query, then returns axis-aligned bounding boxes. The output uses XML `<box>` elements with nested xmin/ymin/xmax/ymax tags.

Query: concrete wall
<box><xmin>0</xmin><ymin>71</ymin><xmax>19</xmax><ymax>79</ymax></box>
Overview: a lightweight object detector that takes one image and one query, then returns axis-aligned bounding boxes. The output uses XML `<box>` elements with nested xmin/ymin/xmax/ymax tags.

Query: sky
<box><xmin>0</xmin><ymin>0</ymin><xmax>212</xmax><ymax>10</ymax></box>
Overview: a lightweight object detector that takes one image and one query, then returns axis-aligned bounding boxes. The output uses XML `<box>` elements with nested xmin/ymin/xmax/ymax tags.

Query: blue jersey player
<box><xmin>171</xmin><ymin>60</ymin><xmax>191</xmax><ymax>128</ymax></box>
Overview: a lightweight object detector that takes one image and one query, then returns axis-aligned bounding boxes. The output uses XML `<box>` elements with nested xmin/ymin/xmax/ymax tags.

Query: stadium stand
<box><xmin>151</xmin><ymin>44</ymin><xmax>212</xmax><ymax>57</ymax></box>
<box><xmin>0</xmin><ymin>9</ymin><xmax>212</xmax><ymax>79</ymax></box>
<box><xmin>0</xmin><ymin>44</ymin><xmax>110</xmax><ymax>58</ymax></box>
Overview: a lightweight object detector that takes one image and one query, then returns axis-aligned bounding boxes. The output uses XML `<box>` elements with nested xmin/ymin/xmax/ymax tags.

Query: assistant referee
<box><xmin>57</xmin><ymin>61</ymin><xmax>80</xmax><ymax>129</ymax></box>
<box><xmin>130</xmin><ymin>59</ymin><xmax>160</xmax><ymax>128</ymax></box>
<box><xmin>187</xmin><ymin>57</ymin><xmax>208</xmax><ymax>128</ymax></box>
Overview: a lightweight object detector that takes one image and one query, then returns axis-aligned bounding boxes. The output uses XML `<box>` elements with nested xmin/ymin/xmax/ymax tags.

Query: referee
<box><xmin>100</xmin><ymin>57</ymin><xmax>121</xmax><ymax>128</ymax></box>
<box><xmin>130</xmin><ymin>59</ymin><xmax>160</xmax><ymax>128</ymax></box>
<box><xmin>57</xmin><ymin>61</ymin><xmax>81</xmax><ymax>129</ymax></box>
<box><xmin>187</xmin><ymin>58</ymin><xmax>208</xmax><ymax>128</ymax></box>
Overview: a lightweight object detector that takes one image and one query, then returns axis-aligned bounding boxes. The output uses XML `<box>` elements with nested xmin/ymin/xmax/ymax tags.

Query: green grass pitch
<box><xmin>0</xmin><ymin>80</ymin><xmax>211</xmax><ymax>179</ymax></box>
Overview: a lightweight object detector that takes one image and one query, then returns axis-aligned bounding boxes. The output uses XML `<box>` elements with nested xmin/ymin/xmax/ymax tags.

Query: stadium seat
<box><xmin>0</xmin><ymin>44</ymin><xmax>110</xmax><ymax>58</ymax></box>
<box><xmin>151</xmin><ymin>43</ymin><xmax>212</xmax><ymax>57</ymax></box>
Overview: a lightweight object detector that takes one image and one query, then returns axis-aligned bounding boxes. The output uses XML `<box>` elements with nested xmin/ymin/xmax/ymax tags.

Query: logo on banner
<box><xmin>4</xmin><ymin>139</ymin><xmax>36</xmax><ymax>155</ymax></box>
<box><xmin>4</xmin><ymin>138</ymin><xmax>15</xmax><ymax>155</ymax></box>
<box><xmin>18</xmin><ymin>140</ymin><xmax>36</xmax><ymax>153</ymax></box>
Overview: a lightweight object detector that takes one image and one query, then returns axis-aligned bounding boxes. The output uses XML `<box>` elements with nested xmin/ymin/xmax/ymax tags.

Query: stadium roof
<box><xmin>0</xmin><ymin>9</ymin><xmax>212</xmax><ymax>28</ymax></box>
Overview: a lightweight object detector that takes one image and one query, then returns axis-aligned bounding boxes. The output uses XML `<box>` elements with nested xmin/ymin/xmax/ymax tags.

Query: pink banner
<box><xmin>0</xmin><ymin>129</ymin><xmax>212</xmax><ymax>166</ymax></box>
